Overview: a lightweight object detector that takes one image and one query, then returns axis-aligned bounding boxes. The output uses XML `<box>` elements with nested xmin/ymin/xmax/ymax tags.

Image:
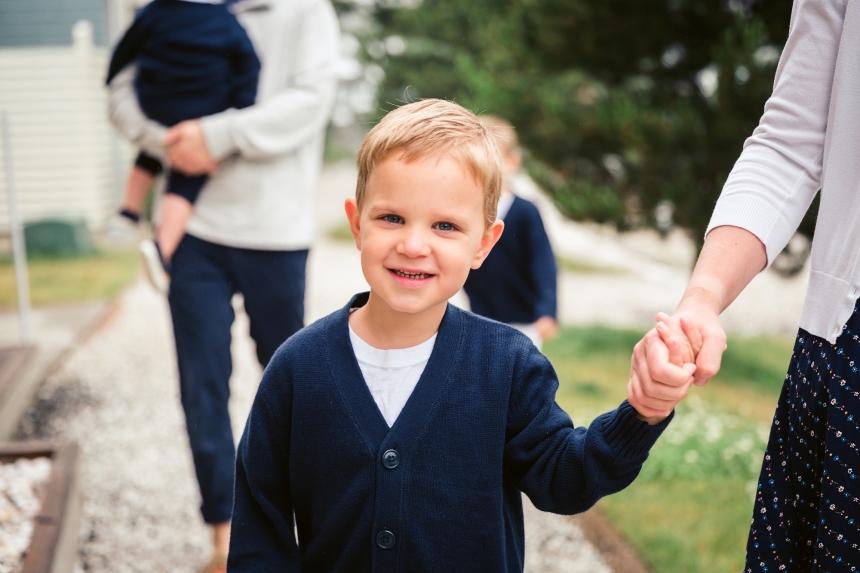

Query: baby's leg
<box><xmin>122</xmin><ymin>152</ymin><xmax>162</xmax><ymax>220</ymax></box>
<box><xmin>158</xmin><ymin>171</ymin><xmax>208</xmax><ymax>263</ymax></box>
<box><xmin>157</xmin><ymin>194</ymin><xmax>193</xmax><ymax>263</ymax></box>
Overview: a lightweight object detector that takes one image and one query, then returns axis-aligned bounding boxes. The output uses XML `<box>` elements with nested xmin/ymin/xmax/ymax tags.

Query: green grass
<box><xmin>555</xmin><ymin>256</ymin><xmax>627</xmax><ymax>274</ymax></box>
<box><xmin>542</xmin><ymin>326</ymin><xmax>794</xmax><ymax>573</ymax></box>
<box><xmin>0</xmin><ymin>249</ymin><xmax>141</xmax><ymax>306</ymax></box>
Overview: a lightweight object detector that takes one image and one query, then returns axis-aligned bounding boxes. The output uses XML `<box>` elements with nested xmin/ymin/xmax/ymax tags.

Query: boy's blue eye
<box><xmin>383</xmin><ymin>214</ymin><xmax>403</xmax><ymax>224</ymax></box>
<box><xmin>436</xmin><ymin>222</ymin><xmax>455</xmax><ymax>232</ymax></box>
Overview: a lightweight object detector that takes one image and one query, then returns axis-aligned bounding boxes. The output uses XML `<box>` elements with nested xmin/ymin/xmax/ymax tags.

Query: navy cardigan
<box><xmin>464</xmin><ymin>195</ymin><xmax>557</xmax><ymax>324</ymax></box>
<box><xmin>106</xmin><ymin>0</ymin><xmax>260</xmax><ymax>127</ymax></box>
<box><xmin>229</xmin><ymin>294</ymin><xmax>671</xmax><ymax>573</ymax></box>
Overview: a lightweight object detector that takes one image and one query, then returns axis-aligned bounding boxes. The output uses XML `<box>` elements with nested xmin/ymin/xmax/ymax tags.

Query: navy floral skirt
<box><xmin>746</xmin><ymin>303</ymin><xmax>860</xmax><ymax>572</ymax></box>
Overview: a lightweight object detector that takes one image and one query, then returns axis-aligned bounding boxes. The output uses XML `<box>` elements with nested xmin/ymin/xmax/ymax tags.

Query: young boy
<box><xmin>464</xmin><ymin>115</ymin><xmax>558</xmax><ymax>349</ymax></box>
<box><xmin>228</xmin><ymin>100</ymin><xmax>694</xmax><ymax>572</ymax></box>
<box><xmin>105</xmin><ymin>0</ymin><xmax>261</xmax><ymax>291</ymax></box>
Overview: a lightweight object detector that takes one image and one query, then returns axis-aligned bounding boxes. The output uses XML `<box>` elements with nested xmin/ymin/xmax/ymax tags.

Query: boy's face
<box><xmin>345</xmin><ymin>152</ymin><xmax>503</xmax><ymax>317</ymax></box>
<box><xmin>501</xmin><ymin>148</ymin><xmax>522</xmax><ymax>179</ymax></box>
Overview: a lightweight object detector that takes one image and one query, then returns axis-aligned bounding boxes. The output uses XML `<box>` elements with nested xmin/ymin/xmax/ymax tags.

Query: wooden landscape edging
<box><xmin>0</xmin><ymin>441</ymin><xmax>82</xmax><ymax>573</ymax></box>
<box><xmin>0</xmin><ymin>345</ymin><xmax>37</xmax><ymax>437</ymax></box>
<box><xmin>570</xmin><ymin>505</ymin><xmax>650</xmax><ymax>573</ymax></box>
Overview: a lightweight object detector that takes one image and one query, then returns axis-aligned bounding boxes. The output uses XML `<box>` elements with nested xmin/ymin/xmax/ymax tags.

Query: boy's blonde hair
<box><xmin>477</xmin><ymin>114</ymin><xmax>518</xmax><ymax>156</ymax></box>
<box><xmin>356</xmin><ymin>99</ymin><xmax>503</xmax><ymax>227</ymax></box>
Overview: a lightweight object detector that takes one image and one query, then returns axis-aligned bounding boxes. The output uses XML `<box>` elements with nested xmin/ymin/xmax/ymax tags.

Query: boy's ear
<box><xmin>344</xmin><ymin>198</ymin><xmax>362</xmax><ymax>250</ymax></box>
<box><xmin>471</xmin><ymin>219</ymin><xmax>504</xmax><ymax>269</ymax></box>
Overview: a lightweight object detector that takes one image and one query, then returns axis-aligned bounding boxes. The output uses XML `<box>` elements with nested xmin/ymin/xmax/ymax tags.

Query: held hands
<box><xmin>627</xmin><ymin>320</ymin><xmax>696</xmax><ymax>424</ymax></box>
<box><xmin>161</xmin><ymin>120</ymin><xmax>219</xmax><ymax>175</ymax></box>
<box><xmin>661</xmin><ymin>297</ymin><xmax>727</xmax><ymax>387</ymax></box>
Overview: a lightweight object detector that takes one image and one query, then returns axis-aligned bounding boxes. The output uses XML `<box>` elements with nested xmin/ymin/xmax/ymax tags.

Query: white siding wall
<box><xmin>0</xmin><ymin>23</ymin><xmax>121</xmax><ymax>235</ymax></box>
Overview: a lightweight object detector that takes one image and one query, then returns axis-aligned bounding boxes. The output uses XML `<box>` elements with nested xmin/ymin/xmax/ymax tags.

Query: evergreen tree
<box><xmin>360</xmin><ymin>0</ymin><xmax>810</xmax><ymax>260</ymax></box>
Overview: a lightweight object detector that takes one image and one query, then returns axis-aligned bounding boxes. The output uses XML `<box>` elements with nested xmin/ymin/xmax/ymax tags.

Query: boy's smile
<box><xmin>345</xmin><ymin>152</ymin><xmax>503</xmax><ymax>347</ymax></box>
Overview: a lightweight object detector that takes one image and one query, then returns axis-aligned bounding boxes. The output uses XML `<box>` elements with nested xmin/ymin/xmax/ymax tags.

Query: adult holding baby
<box><xmin>634</xmin><ymin>0</ymin><xmax>860</xmax><ymax>569</ymax></box>
<box><xmin>106</xmin><ymin>0</ymin><xmax>340</xmax><ymax>571</ymax></box>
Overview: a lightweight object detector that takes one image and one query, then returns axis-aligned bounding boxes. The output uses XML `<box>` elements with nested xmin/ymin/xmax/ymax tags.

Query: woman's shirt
<box><xmin>706</xmin><ymin>0</ymin><xmax>860</xmax><ymax>343</ymax></box>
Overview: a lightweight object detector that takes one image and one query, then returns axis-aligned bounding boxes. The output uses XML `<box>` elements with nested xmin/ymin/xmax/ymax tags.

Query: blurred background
<box><xmin>0</xmin><ymin>1</ymin><xmax>806</xmax><ymax>572</ymax></box>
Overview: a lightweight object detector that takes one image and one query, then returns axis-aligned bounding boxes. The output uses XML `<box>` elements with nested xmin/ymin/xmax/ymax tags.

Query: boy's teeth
<box><xmin>395</xmin><ymin>269</ymin><xmax>430</xmax><ymax>279</ymax></box>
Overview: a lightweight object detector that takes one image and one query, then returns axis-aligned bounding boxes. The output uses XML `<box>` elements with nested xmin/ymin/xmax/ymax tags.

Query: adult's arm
<box><xmin>199</xmin><ymin>0</ymin><xmax>340</xmax><ymax>162</ymax></box>
<box><xmin>706</xmin><ymin>0</ymin><xmax>846</xmax><ymax>265</ymax></box>
<box><xmin>649</xmin><ymin>0</ymin><xmax>847</xmax><ymax>385</ymax></box>
<box><xmin>106</xmin><ymin>65</ymin><xmax>168</xmax><ymax>160</ymax></box>
<box><xmin>671</xmin><ymin>226</ymin><xmax>766</xmax><ymax>385</ymax></box>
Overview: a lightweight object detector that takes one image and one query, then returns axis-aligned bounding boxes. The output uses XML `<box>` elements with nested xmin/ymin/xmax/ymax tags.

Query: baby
<box><xmin>106</xmin><ymin>0</ymin><xmax>260</xmax><ymax>291</ymax></box>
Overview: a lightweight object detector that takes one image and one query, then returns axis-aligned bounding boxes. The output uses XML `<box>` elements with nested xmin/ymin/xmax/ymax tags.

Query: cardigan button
<box><xmin>376</xmin><ymin>529</ymin><xmax>396</xmax><ymax>549</ymax></box>
<box><xmin>381</xmin><ymin>449</ymin><xmax>400</xmax><ymax>469</ymax></box>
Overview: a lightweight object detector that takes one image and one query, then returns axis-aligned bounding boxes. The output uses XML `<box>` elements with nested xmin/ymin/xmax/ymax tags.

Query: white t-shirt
<box><xmin>348</xmin><ymin>326</ymin><xmax>436</xmax><ymax>428</ymax></box>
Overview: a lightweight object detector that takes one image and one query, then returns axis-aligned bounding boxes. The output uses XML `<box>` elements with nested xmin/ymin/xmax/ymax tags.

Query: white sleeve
<box><xmin>106</xmin><ymin>65</ymin><xmax>168</xmax><ymax>160</ymax></box>
<box><xmin>706</xmin><ymin>0</ymin><xmax>848</xmax><ymax>266</ymax></box>
<box><xmin>199</xmin><ymin>0</ymin><xmax>340</xmax><ymax>162</ymax></box>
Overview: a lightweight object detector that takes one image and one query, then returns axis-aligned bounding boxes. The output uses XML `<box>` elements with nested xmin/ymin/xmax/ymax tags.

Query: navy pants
<box><xmin>168</xmin><ymin>234</ymin><xmax>307</xmax><ymax>524</ymax></box>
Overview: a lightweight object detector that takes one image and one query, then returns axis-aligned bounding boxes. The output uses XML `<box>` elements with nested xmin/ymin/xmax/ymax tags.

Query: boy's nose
<box><xmin>397</xmin><ymin>228</ymin><xmax>430</xmax><ymax>258</ymax></box>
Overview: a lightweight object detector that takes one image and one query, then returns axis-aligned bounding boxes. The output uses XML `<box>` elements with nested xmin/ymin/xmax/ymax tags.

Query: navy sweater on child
<box><xmin>464</xmin><ymin>195</ymin><xmax>557</xmax><ymax>324</ymax></box>
<box><xmin>106</xmin><ymin>0</ymin><xmax>260</xmax><ymax>202</ymax></box>
<box><xmin>229</xmin><ymin>294</ymin><xmax>672</xmax><ymax>573</ymax></box>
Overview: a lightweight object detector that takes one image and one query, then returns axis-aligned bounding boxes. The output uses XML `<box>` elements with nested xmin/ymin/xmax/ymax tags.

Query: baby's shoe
<box><xmin>139</xmin><ymin>239</ymin><xmax>170</xmax><ymax>294</ymax></box>
<box><xmin>103</xmin><ymin>211</ymin><xmax>141</xmax><ymax>244</ymax></box>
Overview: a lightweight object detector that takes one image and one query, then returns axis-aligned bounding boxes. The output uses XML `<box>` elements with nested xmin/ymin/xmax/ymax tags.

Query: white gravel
<box><xmin>523</xmin><ymin>498</ymin><xmax>611</xmax><ymax>573</ymax></box>
<box><xmin>0</xmin><ymin>457</ymin><xmax>52</xmax><ymax>573</ymax></box>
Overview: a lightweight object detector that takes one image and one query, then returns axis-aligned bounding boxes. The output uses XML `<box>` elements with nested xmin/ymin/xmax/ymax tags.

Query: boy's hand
<box><xmin>535</xmin><ymin>316</ymin><xmax>559</xmax><ymax>342</ymax></box>
<box><xmin>628</xmin><ymin>325</ymin><xmax>696</xmax><ymax>424</ymax></box>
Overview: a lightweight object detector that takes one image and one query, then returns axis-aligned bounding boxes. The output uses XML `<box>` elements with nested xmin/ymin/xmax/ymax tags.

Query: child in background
<box><xmin>105</xmin><ymin>0</ymin><xmax>260</xmax><ymax>292</ymax></box>
<box><xmin>227</xmin><ymin>99</ymin><xmax>696</xmax><ymax>572</ymax></box>
<box><xmin>464</xmin><ymin>115</ymin><xmax>558</xmax><ymax>350</ymax></box>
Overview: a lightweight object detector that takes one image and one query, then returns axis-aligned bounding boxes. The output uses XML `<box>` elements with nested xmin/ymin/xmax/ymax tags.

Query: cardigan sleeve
<box><xmin>199</xmin><ymin>0</ymin><xmax>339</xmax><ymax>162</ymax></box>
<box><xmin>706</xmin><ymin>0</ymin><xmax>848</xmax><ymax>266</ymax></box>
<box><xmin>523</xmin><ymin>203</ymin><xmax>557</xmax><ymax>320</ymax></box>
<box><xmin>504</xmin><ymin>347</ymin><xmax>671</xmax><ymax>515</ymax></box>
<box><xmin>228</xmin><ymin>355</ymin><xmax>301</xmax><ymax>572</ymax></box>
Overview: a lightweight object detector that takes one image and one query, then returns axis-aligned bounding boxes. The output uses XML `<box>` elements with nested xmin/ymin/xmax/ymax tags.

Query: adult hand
<box><xmin>162</xmin><ymin>120</ymin><xmax>218</xmax><ymax>175</ymax></box>
<box><xmin>660</xmin><ymin>291</ymin><xmax>728</xmax><ymax>387</ymax></box>
<box><xmin>654</xmin><ymin>225</ymin><xmax>764</xmax><ymax>387</ymax></box>
<box><xmin>535</xmin><ymin>316</ymin><xmax>559</xmax><ymax>342</ymax></box>
<box><xmin>628</xmin><ymin>326</ymin><xmax>696</xmax><ymax>424</ymax></box>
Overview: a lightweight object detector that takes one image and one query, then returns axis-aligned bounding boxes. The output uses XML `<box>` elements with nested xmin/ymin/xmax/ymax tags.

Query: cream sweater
<box><xmin>107</xmin><ymin>0</ymin><xmax>340</xmax><ymax>251</ymax></box>
<box><xmin>707</xmin><ymin>0</ymin><xmax>860</xmax><ymax>343</ymax></box>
